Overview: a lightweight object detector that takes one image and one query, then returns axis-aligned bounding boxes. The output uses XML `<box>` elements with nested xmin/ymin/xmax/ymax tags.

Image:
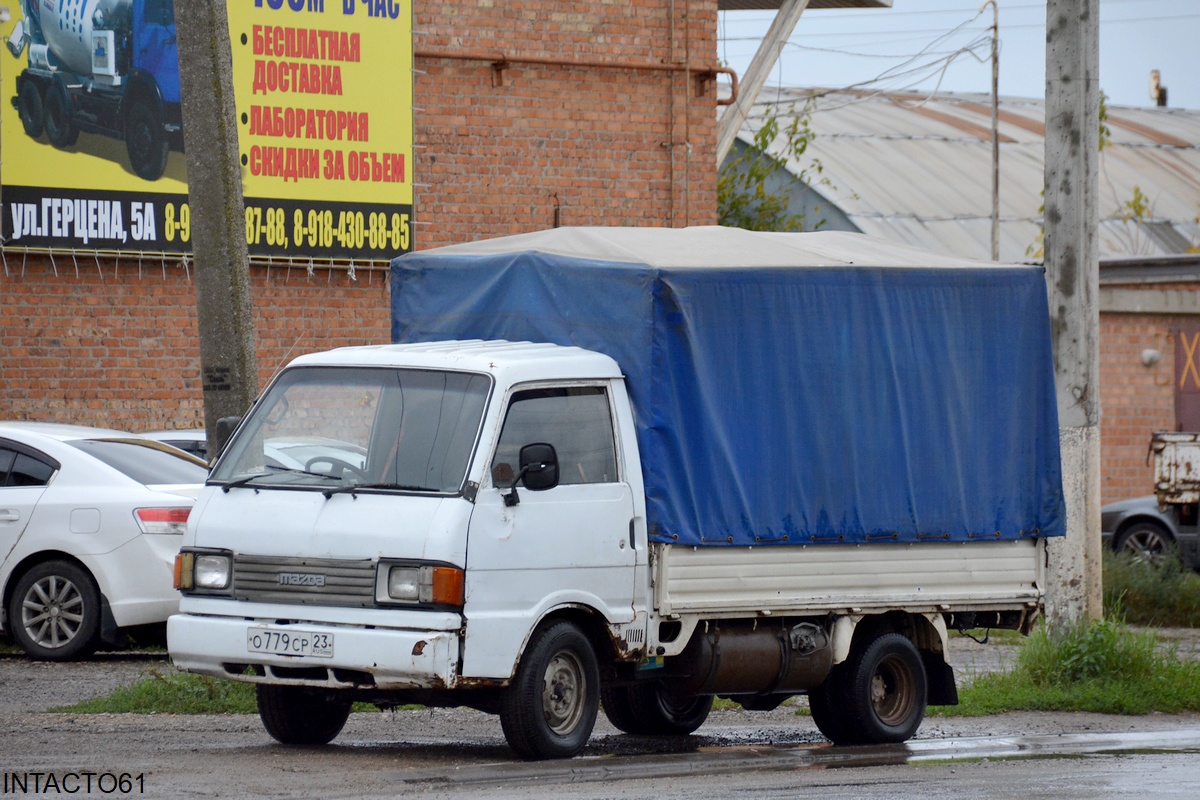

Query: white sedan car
<box><xmin>0</xmin><ymin>422</ymin><xmax>207</xmax><ymax>660</ymax></box>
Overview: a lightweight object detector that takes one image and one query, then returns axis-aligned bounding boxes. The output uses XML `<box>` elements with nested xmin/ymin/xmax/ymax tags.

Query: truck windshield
<box><xmin>210</xmin><ymin>367</ymin><xmax>491</xmax><ymax>494</ymax></box>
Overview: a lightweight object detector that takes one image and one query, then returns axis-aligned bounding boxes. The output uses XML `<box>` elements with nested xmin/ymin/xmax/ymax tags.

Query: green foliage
<box><xmin>718</xmin><ymin>99</ymin><xmax>828</xmax><ymax>232</ymax></box>
<box><xmin>937</xmin><ymin>620</ymin><xmax>1200</xmax><ymax>717</ymax></box>
<box><xmin>1098</xmin><ymin>90</ymin><xmax>1112</xmax><ymax>151</ymax></box>
<box><xmin>1121</xmin><ymin>184</ymin><xmax>1151</xmax><ymax>224</ymax></box>
<box><xmin>56</xmin><ymin>668</ymin><xmax>259</xmax><ymax>714</ymax></box>
<box><xmin>1103</xmin><ymin>549</ymin><xmax>1200</xmax><ymax>627</ymax></box>
<box><xmin>55</xmin><ymin>669</ymin><xmax>385</xmax><ymax>715</ymax></box>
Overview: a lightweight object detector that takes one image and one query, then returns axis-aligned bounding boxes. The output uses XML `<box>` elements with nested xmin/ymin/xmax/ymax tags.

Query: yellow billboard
<box><xmin>1</xmin><ymin>0</ymin><xmax>413</xmax><ymax>259</ymax></box>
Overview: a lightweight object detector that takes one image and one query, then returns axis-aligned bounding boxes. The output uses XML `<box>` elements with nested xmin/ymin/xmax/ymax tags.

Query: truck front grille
<box><xmin>232</xmin><ymin>555</ymin><xmax>376</xmax><ymax>607</ymax></box>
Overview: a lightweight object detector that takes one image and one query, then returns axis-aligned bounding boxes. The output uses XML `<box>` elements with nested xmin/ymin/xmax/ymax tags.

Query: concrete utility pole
<box><xmin>174</xmin><ymin>0</ymin><xmax>259</xmax><ymax>456</ymax></box>
<box><xmin>1043</xmin><ymin>0</ymin><xmax>1102</xmax><ymax>626</ymax></box>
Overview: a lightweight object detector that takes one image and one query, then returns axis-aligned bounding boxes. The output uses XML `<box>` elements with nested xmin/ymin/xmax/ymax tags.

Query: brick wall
<box><xmin>0</xmin><ymin>260</ymin><xmax>391</xmax><ymax>432</ymax></box>
<box><xmin>412</xmin><ymin>0</ymin><xmax>719</xmax><ymax>246</ymax></box>
<box><xmin>1099</xmin><ymin>307</ymin><xmax>1187</xmax><ymax>504</ymax></box>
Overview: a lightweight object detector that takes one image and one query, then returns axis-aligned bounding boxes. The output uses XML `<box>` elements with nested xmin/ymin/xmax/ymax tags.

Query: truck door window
<box><xmin>494</xmin><ymin>387</ymin><xmax>617</xmax><ymax>485</ymax></box>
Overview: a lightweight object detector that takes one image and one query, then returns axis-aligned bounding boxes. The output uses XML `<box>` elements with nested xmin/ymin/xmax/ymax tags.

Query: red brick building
<box><xmin>1</xmin><ymin>1</ymin><xmax>722</xmax><ymax>430</ymax></box>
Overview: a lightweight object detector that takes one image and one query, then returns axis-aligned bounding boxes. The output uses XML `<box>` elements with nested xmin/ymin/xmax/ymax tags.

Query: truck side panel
<box><xmin>654</xmin><ymin>539</ymin><xmax>1043</xmax><ymax>617</ymax></box>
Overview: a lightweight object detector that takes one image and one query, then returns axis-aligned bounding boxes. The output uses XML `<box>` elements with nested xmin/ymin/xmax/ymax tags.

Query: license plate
<box><xmin>247</xmin><ymin>627</ymin><xmax>334</xmax><ymax>658</ymax></box>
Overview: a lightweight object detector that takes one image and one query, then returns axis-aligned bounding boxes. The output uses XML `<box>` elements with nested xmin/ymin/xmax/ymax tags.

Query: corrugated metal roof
<box><xmin>736</xmin><ymin>88</ymin><xmax>1200</xmax><ymax>262</ymax></box>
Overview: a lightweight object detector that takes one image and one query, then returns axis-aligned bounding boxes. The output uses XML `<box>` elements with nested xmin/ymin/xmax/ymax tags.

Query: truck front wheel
<box><xmin>499</xmin><ymin>621</ymin><xmax>599</xmax><ymax>759</ymax></box>
<box><xmin>256</xmin><ymin>685</ymin><xmax>352</xmax><ymax>745</ymax></box>
<box><xmin>18</xmin><ymin>80</ymin><xmax>45</xmax><ymax>138</ymax></box>
<box><xmin>43</xmin><ymin>82</ymin><xmax>79</xmax><ymax>148</ymax></box>
<box><xmin>601</xmin><ymin>682</ymin><xmax>713</xmax><ymax>735</ymax></box>
<box><xmin>125</xmin><ymin>99</ymin><xmax>169</xmax><ymax>182</ymax></box>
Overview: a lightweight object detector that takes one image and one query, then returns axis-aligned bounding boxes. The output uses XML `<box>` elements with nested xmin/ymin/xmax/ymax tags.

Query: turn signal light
<box><xmin>430</xmin><ymin>566</ymin><xmax>465</xmax><ymax>607</ymax></box>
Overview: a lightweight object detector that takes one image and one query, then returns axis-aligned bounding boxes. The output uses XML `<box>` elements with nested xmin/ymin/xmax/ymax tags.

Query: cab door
<box><xmin>462</xmin><ymin>383</ymin><xmax>637</xmax><ymax>678</ymax></box>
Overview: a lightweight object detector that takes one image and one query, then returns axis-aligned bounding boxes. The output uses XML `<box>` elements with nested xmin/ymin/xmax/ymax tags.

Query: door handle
<box><xmin>0</xmin><ymin>510</ymin><xmax>19</xmax><ymax>523</ymax></box>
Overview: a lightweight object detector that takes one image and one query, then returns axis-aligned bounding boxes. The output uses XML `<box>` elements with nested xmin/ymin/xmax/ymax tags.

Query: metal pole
<box><xmin>1044</xmin><ymin>0</ymin><xmax>1102</xmax><ymax>627</ymax></box>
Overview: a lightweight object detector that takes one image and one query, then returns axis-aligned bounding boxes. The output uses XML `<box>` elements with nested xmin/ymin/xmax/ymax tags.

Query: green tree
<box><xmin>718</xmin><ymin>99</ymin><xmax>828</xmax><ymax>232</ymax></box>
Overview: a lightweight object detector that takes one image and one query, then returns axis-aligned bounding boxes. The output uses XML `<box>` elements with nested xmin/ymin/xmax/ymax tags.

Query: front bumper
<box><xmin>167</xmin><ymin>613</ymin><xmax>461</xmax><ymax>690</ymax></box>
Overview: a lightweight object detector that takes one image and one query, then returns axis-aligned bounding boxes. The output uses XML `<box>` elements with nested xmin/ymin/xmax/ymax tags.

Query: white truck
<box><xmin>168</xmin><ymin>227</ymin><xmax>1065</xmax><ymax>759</ymax></box>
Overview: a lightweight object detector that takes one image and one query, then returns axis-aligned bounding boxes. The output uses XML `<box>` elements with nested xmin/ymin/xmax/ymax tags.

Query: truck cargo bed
<box><xmin>653</xmin><ymin>539</ymin><xmax>1043</xmax><ymax>617</ymax></box>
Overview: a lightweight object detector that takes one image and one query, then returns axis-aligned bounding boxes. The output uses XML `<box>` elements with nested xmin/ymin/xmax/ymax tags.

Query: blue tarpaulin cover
<box><xmin>391</xmin><ymin>227</ymin><xmax>1065</xmax><ymax>547</ymax></box>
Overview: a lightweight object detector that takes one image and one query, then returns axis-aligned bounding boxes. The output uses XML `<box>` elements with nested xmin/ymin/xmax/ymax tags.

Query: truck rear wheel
<box><xmin>840</xmin><ymin>632</ymin><xmax>927</xmax><ymax>744</ymax></box>
<box><xmin>125</xmin><ymin>99</ymin><xmax>169</xmax><ymax>182</ymax></box>
<box><xmin>18</xmin><ymin>80</ymin><xmax>45</xmax><ymax>138</ymax></box>
<box><xmin>499</xmin><ymin>621</ymin><xmax>599</xmax><ymax>760</ymax></box>
<box><xmin>601</xmin><ymin>681</ymin><xmax>713</xmax><ymax>735</ymax></box>
<box><xmin>256</xmin><ymin>685</ymin><xmax>352</xmax><ymax>745</ymax></box>
<box><xmin>43</xmin><ymin>81</ymin><xmax>79</xmax><ymax>148</ymax></box>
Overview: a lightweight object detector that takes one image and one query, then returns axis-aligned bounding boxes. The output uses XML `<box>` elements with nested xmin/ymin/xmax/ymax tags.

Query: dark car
<box><xmin>1101</xmin><ymin>495</ymin><xmax>1200</xmax><ymax>570</ymax></box>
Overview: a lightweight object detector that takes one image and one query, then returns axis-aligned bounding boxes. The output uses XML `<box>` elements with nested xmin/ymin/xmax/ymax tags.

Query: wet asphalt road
<box><xmin>3</xmin><ymin>642</ymin><xmax>1200</xmax><ymax>798</ymax></box>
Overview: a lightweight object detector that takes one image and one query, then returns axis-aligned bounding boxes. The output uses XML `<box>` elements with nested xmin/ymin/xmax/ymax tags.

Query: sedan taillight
<box><xmin>134</xmin><ymin>507</ymin><xmax>191</xmax><ymax>534</ymax></box>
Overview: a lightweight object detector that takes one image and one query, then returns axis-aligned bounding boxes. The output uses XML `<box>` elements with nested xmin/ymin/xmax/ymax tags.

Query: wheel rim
<box><xmin>542</xmin><ymin>650</ymin><xmax>587</xmax><ymax>735</ymax></box>
<box><xmin>869</xmin><ymin>654</ymin><xmax>917</xmax><ymax>727</ymax></box>
<box><xmin>1123</xmin><ymin>528</ymin><xmax>1167</xmax><ymax>564</ymax></box>
<box><xmin>20</xmin><ymin>575</ymin><xmax>85</xmax><ymax>650</ymax></box>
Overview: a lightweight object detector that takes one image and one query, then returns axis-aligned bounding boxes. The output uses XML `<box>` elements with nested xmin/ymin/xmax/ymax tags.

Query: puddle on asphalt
<box><xmin>393</xmin><ymin>729</ymin><xmax>1200</xmax><ymax>788</ymax></box>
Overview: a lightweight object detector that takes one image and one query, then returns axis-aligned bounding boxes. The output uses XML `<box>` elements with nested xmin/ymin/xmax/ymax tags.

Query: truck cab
<box><xmin>169</xmin><ymin>341</ymin><xmax>650</xmax><ymax>758</ymax></box>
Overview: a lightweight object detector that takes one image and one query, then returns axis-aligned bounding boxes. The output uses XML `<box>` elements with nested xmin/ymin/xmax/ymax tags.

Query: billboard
<box><xmin>0</xmin><ymin>0</ymin><xmax>413</xmax><ymax>260</ymax></box>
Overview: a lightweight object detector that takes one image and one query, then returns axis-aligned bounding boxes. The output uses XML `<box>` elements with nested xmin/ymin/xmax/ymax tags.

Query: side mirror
<box><xmin>520</xmin><ymin>443</ymin><xmax>559</xmax><ymax>491</ymax></box>
<box><xmin>503</xmin><ymin>443</ymin><xmax>559</xmax><ymax>506</ymax></box>
<box><xmin>213</xmin><ymin>416</ymin><xmax>242</xmax><ymax>460</ymax></box>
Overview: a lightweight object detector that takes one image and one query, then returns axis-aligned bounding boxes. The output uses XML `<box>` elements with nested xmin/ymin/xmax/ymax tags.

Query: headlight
<box><xmin>387</xmin><ymin>566</ymin><xmax>421</xmax><ymax>602</ymax></box>
<box><xmin>174</xmin><ymin>550</ymin><xmax>232</xmax><ymax>592</ymax></box>
<box><xmin>195</xmin><ymin>554</ymin><xmax>232</xmax><ymax>589</ymax></box>
<box><xmin>375</xmin><ymin>562</ymin><xmax>464</xmax><ymax>608</ymax></box>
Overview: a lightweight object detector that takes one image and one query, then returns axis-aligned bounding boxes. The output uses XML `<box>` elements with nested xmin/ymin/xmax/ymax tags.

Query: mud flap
<box><xmin>99</xmin><ymin>595</ymin><xmax>121</xmax><ymax>647</ymax></box>
<box><xmin>923</xmin><ymin>651</ymin><xmax>959</xmax><ymax>706</ymax></box>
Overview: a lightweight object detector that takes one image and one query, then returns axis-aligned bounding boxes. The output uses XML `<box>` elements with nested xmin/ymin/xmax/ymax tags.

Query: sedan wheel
<box><xmin>8</xmin><ymin>560</ymin><xmax>101</xmax><ymax>661</ymax></box>
<box><xmin>1115</xmin><ymin>522</ymin><xmax>1173</xmax><ymax>566</ymax></box>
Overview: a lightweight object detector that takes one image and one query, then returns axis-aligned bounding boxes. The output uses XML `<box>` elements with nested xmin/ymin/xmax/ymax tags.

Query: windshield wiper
<box><xmin>222</xmin><ymin>473</ymin><xmax>269</xmax><ymax>493</ymax></box>
<box><xmin>222</xmin><ymin>465</ymin><xmax>343</xmax><ymax>493</ymax></box>
<box><xmin>321</xmin><ymin>482</ymin><xmax>432</xmax><ymax>499</ymax></box>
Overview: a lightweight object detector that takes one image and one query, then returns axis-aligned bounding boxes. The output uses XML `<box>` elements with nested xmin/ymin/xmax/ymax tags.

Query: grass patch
<box><xmin>1102</xmin><ymin>550</ymin><xmax>1200</xmax><ymax>627</ymax></box>
<box><xmin>57</xmin><ymin>669</ymin><xmax>259</xmax><ymax>714</ymax></box>
<box><xmin>936</xmin><ymin>618</ymin><xmax>1200</xmax><ymax>716</ymax></box>
<box><xmin>56</xmin><ymin>669</ymin><xmax>382</xmax><ymax>715</ymax></box>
